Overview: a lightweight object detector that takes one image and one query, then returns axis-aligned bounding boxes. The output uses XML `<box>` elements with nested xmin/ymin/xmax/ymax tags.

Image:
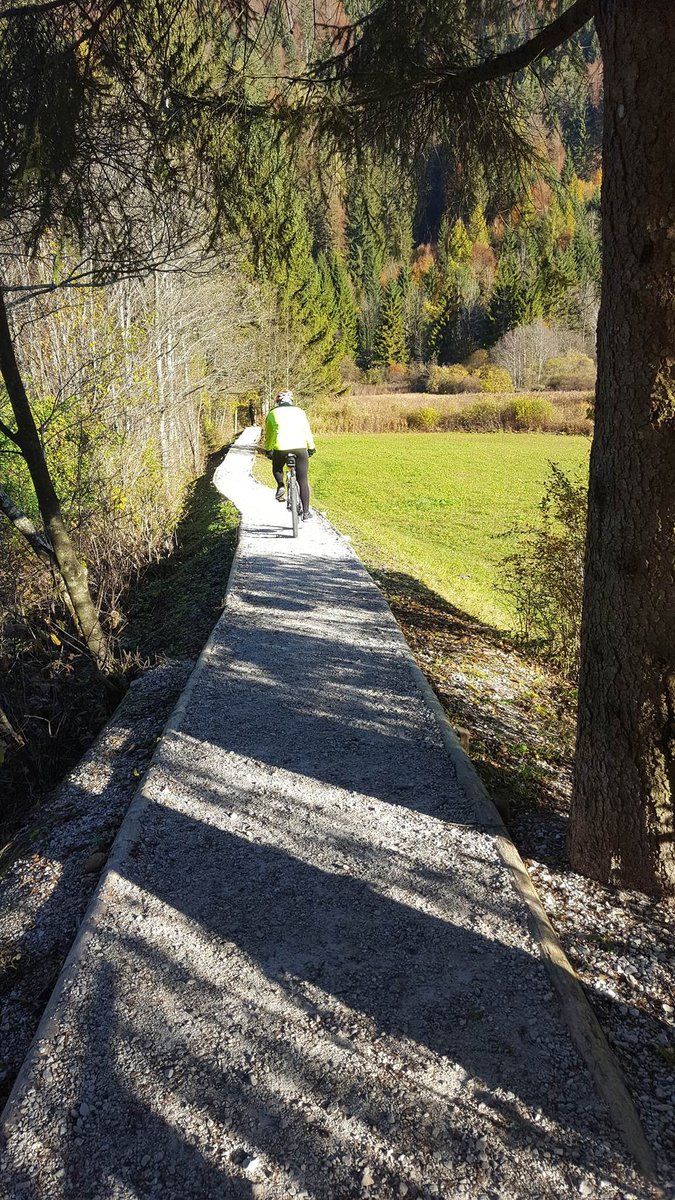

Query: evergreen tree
<box><xmin>467</xmin><ymin>204</ymin><xmax>490</xmax><ymax>247</ymax></box>
<box><xmin>316</xmin><ymin>0</ymin><xmax>675</xmax><ymax>897</ymax></box>
<box><xmin>437</xmin><ymin>214</ymin><xmax>470</xmax><ymax>274</ymax></box>
<box><xmin>537</xmin><ymin>246</ymin><xmax>580</xmax><ymax>322</ymax></box>
<box><xmin>427</xmin><ymin>260</ymin><xmax>479</xmax><ymax>363</ymax></box>
<box><xmin>486</xmin><ymin>241</ymin><xmax>541</xmax><ymax>343</ymax></box>
<box><xmin>427</xmin><ymin>276</ymin><xmax>462</xmax><ymax>363</ymax></box>
<box><xmin>430</xmin><ymin>216</ymin><xmax>479</xmax><ymax>360</ymax></box>
<box><xmin>317</xmin><ymin>252</ymin><xmax>338</xmax><ymax>315</ymax></box>
<box><xmin>345</xmin><ymin>184</ymin><xmax>385</xmax><ymax>293</ymax></box>
<box><xmin>571</xmin><ymin>213</ymin><xmax>602</xmax><ymax>286</ymax></box>
<box><xmin>328</xmin><ymin>251</ymin><xmax>360</xmax><ymax>360</ymax></box>
<box><xmin>372</xmin><ymin>277</ymin><xmax>407</xmax><ymax>367</ymax></box>
<box><xmin>263</xmin><ymin>190</ymin><xmax>343</xmax><ymax>396</ymax></box>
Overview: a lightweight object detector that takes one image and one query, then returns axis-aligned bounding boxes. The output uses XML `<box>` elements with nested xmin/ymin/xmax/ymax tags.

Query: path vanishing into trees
<box><xmin>0</xmin><ymin>432</ymin><xmax>658</xmax><ymax>1198</ymax></box>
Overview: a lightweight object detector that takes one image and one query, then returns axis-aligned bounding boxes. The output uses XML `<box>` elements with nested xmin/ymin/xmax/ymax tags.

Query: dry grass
<box><xmin>309</xmin><ymin>391</ymin><xmax>593</xmax><ymax>436</ymax></box>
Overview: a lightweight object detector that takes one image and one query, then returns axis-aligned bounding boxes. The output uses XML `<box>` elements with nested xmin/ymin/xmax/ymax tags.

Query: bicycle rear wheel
<box><xmin>289</xmin><ymin>475</ymin><xmax>300</xmax><ymax>537</ymax></box>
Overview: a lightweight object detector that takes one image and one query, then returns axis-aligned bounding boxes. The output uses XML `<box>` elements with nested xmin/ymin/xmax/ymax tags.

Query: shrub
<box><xmin>456</xmin><ymin>398</ymin><xmax>504</xmax><ymax>431</ymax></box>
<box><xmin>310</xmin><ymin>401</ymin><xmax>359</xmax><ymax>433</ymax></box>
<box><xmin>543</xmin><ymin>352</ymin><xmax>596</xmax><ymax>392</ymax></box>
<box><xmin>361</xmin><ymin>366</ymin><xmax>386</xmax><ymax>385</ymax></box>
<box><xmin>406</xmin><ymin>405</ymin><xmax>440</xmax><ymax>430</ymax></box>
<box><xmin>463</xmin><ymin>348</ymin><xmax>489</xmax><ymax>370</ymax></box>
<box><xmin>406</xmin><ymin>363</ymin><xmax>429</xmax><ymax>392</ymax></box>
<box><xmin>339</xmin><ymin>357</ymin><xmax>361</xmax><ymax>384</ymax></box>
<box><xmin>426</xmin><ymin>364</ymin><xmax>473</xmax><ymax>394</ymax></box>
<box><xmin>502</xmin><ymin>395</ymin><xmax>555</xmax><ymax>430</ymax></box>
<box><xmin>502</xmin><ymin>465</ymin><xmax>586</xmax><ymax>678</ymax></box>
<box><xmin>475</xmin><ymin>364</ymin><xmax>514</xmax><ymax>393</ymax></box>
<box><xmin>386</xmin><ymin>363</ymin><xmax>410</xmax><ymax>388</ymax></box>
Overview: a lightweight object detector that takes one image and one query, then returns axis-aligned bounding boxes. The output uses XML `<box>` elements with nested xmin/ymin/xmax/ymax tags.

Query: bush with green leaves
<box><xmin>463</xmin><ymin>348</ymin><xmax>490</xmax><ymax>370</ymax></box>
<box><xmin>426</xmin><ymin>364</ymin><xmax>473</xmax><ymax>394</ymax></box>
<box><xmin>406</xmin><ymin>405</ymin><xmax>440</xmax><ymax>430</ymax></box>
<box><xmin>475</xmin><ymin>364</ymin><xmax>514</xmax><ymax>393</ymax></box>
<box><xmin>502</xmin><ymin>464</ymin><xmax>587</xmax><ymax>677</ymax></box>
<box><xmin>543</xmin><ymin>352</ymin><xmax>596</xmax><ymax>392</ymax></box>
<box><xmin>440</xmin><ymin>398</ymin><xmax>504</xmax><ymax>431</ymax></box>
<box><xmin>502</xmin><ymin>395</ymin><xmax>555</xmax><ymax>430</ymax></box>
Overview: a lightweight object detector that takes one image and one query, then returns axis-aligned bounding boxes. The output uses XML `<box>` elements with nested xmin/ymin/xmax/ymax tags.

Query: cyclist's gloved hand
<box><xmin>308</xmin><ymin>448</ymin><xmax>316</xmax><ymax>457</ymax></box>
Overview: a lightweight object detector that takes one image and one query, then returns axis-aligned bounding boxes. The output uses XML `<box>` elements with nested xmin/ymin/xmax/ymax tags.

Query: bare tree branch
<box><xmin>0</xmin><ymin>485</ymin><xmax>55</xmax><ymax>564</ymax></box>
<box><xmin>0</xmin><ymin>702</ymin><xmax>23</xmax><ymax>747</ymax></box>
<box><xmin>0</xmin><ymin>417</ymin><xmax>21</xmax><ymax>444</ymax></box>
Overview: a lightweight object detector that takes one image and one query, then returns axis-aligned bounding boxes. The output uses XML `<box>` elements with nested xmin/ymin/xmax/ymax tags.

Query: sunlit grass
<box><xmin>299</xmin><ymin>433</ymin><xmax>590</xmax><ymax>629</ymax></box>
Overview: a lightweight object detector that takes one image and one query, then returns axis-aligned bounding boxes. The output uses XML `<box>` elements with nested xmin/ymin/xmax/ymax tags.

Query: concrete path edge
<box><xmin>1</xmin><ymin>430</ymin><xmax>659</xmax><ymax>1188</ymax></box>
<box><xmin>391</xmin><ymin>643</ymin><xmax>658</xmax><ymax>1183</ymax></box>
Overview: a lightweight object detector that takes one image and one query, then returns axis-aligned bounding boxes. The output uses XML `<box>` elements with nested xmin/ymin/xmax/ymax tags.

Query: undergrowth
<box><xmin>122</xmin><ymin>451</ymin><xmax>238</xmax><ymax>659</ymax></box>
<box><xmin>0</xmin><ymin>449</ymin><xmax>239</xmax><ymax>843</ymax></box>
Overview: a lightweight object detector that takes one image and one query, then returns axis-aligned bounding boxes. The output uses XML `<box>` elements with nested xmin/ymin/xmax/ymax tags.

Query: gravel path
<box><xmin>0</xmin><ymin>661</ymin><xmax>194</xmax><ymax>1110</ymax></box>
<box><xmin>0</xmin><ymin>431</ymin><xmax>657</xmax><ymax>1199</ymax></box>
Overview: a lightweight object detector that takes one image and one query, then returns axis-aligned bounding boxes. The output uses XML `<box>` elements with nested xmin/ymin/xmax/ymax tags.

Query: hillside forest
<box><xmin>0</xmin><ymin>0</ymin><xmax>673</xmax><ymax>897</ymax></box>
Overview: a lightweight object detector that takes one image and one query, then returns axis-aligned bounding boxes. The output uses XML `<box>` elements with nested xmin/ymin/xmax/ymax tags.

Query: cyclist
<box><xmin>264</xmin><ymin>390</ymin><xmax>316</xmax><ymax>520</ymax></box>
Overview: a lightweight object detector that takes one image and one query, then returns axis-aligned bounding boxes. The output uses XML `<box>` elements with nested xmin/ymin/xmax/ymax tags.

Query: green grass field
<box><xmin>289</xmin><ymin>432</ymin><xmax>591</xmax><ymax>629</ymax></box>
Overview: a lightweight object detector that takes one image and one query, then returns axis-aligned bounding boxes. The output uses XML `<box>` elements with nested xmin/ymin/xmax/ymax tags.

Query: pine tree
<box><xmin>328</xmin><ymin>251</ymin><xmax>360</xmax><ymax>360</ymax></box>
<box><xmin>427</xmin><ymin>277</ymin><xmax>462</xmax><ymax>363</ymax></box>
<box><xmin>317</xmin><ymin>252</ymin><xmax>338</xmax><ymax>316</ymax></box>
<box><xmin>571</xmin><ymin>213</ymin><xmax>602</xmax><ymax>286</ymax></box>
<box><xmin>486</xmin><ymin>241</ymin><xmax>541</xmax><ymax>342</ymax></box>
<box><xmin>345</xmin><ymin>184</ymin><xmax>385</xmax><ymax>293</ymax></box>
<box><xmin>372</xmin><ymin>277</ymin><xmax>407</xmax><ymax>367</ymax></box>
<box><xmin>437</xmin><ymin>214</ymin><xmax>471</xmax><ymax>274</ymax></box>
<box><xmin>467</xmin><ymin>204</ymin><xmax>490</xmax><ymax>247</ymax></box>
<box><xmin>263</xmin><ymin>190</ymin><xmax>343</xmax><ymax>396</ymax></box>
<box><xmin>537</xmin><ymin>245</ymin><xmax>579</xmax><ymax>321</ymax></box>
<box><xmin>426</xmin><ymin>259</ymin><xmax>478</xmax><ymax>363</ymax></box>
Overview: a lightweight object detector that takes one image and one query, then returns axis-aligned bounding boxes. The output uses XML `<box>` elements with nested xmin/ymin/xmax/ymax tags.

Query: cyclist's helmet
<box><xmin>275</xmin><ymin>390</ymin><xmax>293</xmax><ymax>405</ymax></box>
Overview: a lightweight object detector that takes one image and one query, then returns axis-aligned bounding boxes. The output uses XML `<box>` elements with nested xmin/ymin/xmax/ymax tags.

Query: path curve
<box><xmin>0</xmin><ymin>430</ymin><xmax>655</xmax><ymax>1199</ymax></box>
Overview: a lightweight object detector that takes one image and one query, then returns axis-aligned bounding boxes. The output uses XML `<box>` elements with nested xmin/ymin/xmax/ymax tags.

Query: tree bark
<box><xmin>569</xmin><ymin>0</ymin><xmax>675</xmax><ymax>895</ymax></box>
<box><xmin>0</xmin><ymin>485</ymin><xmax>56</xmax><ymax>564</ymax></box>
<box><xmin>0</xmin><ymin>287</ymin><xmax>108</xmax><ymax>664</ymax></box>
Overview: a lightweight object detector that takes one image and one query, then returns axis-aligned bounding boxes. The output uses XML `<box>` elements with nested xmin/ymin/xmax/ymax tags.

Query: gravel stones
<box><xmin>386</xmin><ymin>566</ymin><xmax>675</xmax><ymax>1188</ymax></box>
<box><xmin>0</xmin><ymin>433</ymin><xmax>661</xmax><ymax>1198</ymax></box>
<box><xmin>83</xmin><ymin>851</ymin><xmax>108</xmax><ymax>875</ymax></box>
<box><xmin>0</xmin><ymin>660</ymin><xmax>193</xmax><ymax>1114</ymax></box>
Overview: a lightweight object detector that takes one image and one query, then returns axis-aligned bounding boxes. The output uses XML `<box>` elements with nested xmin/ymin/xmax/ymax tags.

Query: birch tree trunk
<box><xmin>569</xmin><ymin>0</ymin><xmax>675</xmax><ymax>895</ymax></box>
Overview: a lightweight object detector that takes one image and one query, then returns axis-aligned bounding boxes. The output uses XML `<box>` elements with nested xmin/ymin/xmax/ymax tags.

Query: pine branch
<box><xmin>0</xmin><ymin>0</ymin><xmax>71</xmax><ymax>18</ymax></box>
<box><xmin>437</xmin><ymin>0</ymin><xmax>597</xmax><ymax>90</ymax></box>
<box><xmin>306</xmin><ymin>0</ymin><xmax>598</xmax><ymax>198</ymax></box>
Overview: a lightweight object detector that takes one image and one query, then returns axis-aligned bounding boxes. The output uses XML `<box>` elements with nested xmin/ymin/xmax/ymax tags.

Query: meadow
<box><xmin>299</xmin><ymin>432</ymin><xmax>591</xmax><ymax>628</ymax></box>
<box><xmin>308</xmin><ymin>389</ymin><xmax>593</xmax><ymax>435</ymax></box>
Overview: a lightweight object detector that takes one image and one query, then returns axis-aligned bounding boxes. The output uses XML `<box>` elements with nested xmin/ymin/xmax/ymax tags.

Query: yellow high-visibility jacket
<box><xmin>264</xmin><ymin>404</ymin><xmax>316</xmax><ymax>453</ymax></box>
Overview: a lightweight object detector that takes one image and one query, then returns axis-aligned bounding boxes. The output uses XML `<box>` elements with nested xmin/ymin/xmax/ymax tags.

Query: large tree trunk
<box><xmin>0</xmin><ymin>288</ymin><xmax>108</xmax><ymax>664</ymax></box>
<box><xmin>569</xmin><ymin>0</ymin><xmax>675</xmax><ymax>895</ymax></box>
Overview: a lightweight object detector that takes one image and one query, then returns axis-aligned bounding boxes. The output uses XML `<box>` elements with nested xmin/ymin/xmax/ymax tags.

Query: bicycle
<box><xmin>285</xmin><ymin>452</ymin><xmax>303</xmax><ymax>538</ymax></box>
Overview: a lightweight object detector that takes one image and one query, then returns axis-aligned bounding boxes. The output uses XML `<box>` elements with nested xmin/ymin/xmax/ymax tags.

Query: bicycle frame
<box><xmin>285</xmin><ymin>453</ymin><xmax>302</xmax><ymax>537</ymax></box>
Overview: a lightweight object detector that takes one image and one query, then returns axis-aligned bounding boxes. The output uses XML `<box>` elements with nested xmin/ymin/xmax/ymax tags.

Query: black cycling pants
<box><xmin>272</xmin><ymin>449</ymin><xmax>311</xmax><ymax>513</ymax></box>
